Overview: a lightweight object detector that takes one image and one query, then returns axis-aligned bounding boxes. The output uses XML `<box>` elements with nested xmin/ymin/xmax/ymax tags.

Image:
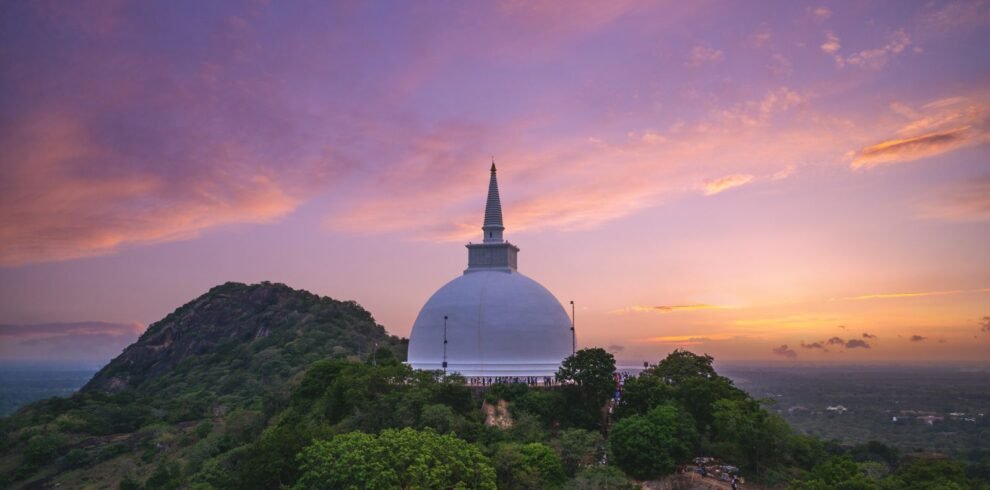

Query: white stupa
<box><xmin>407</xmin><ymin>163</ymin><xmax>573</xmax><ymax>377</ymax></box>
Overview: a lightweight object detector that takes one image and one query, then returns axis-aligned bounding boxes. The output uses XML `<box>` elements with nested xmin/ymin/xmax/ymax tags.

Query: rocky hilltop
<box><xmin>83</xmin><ymin>281</ymin><xmax>401</xmax><ymax>396</ymax></box>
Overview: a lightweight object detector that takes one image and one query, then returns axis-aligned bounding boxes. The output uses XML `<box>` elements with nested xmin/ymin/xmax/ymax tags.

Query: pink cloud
<box><xmin>328</xmin><ymin>86</ymin><xmax>846</xmax><ymax>241</ymax></box>
<box><xmin>845</xmin><ymin>30</ymin><xmax>912</xmax><ymax>68</ymax></box>
<box><xmin>703</xmin><ymin>175</ymin><xmax>755</xmax><ymax>196</ymax></box>
<box><xmin>919</xmin><ymin>177</ymin><xmax>990</xmax><ymax>222</ymax></box>
<box><xmin>0</xmin><ymin>112</ymin><xmax>322</xmax><ymax>266</ymax></box>
<box><xmin>686</xmin><ymin>45</ymin><xmax>724</xmax><ymax>67</ymax></box>
<box><xmin>921</xmin><ymin>1</ymin><xmax>990</xmax><ymax>31</ymax></box>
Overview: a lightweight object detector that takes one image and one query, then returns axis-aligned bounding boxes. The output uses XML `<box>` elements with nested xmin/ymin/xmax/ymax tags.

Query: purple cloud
<box><xmin>0</xmin><ymin>321</ymin><xmax>143</xmax><ymax>362</ymax></box>
<box><xmin>845</xmin><ymin>339</ymin><xmax>871</xmax><ymax>349</ymax></box>
<box><xmin>772</xmin><ymin>344</ymin><xmax>797</xmax><ymax>359</ymax></box>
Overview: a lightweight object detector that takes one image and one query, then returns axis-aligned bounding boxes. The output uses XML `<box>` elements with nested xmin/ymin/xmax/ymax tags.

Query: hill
<box><xmin>0</xmin><ymin>282</ymin><xmax>405</xmax><ymax>488</ymax></box>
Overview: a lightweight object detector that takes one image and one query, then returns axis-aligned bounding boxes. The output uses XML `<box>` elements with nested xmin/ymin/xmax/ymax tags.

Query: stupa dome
<box><xmin>407</xmin><ymin>163</ymin><xmax>573</xmax><ymax>377</ymax></box>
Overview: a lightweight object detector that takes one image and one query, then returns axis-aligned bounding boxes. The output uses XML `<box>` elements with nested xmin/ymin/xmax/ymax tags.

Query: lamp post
<box><xmin>570</xmin><ymin>300</ymin><xmax>576</xmax><ymax>355</ymax></box>
<box><xmin>442</xmin><ymin>315</ymin><xmax>448</xmax><ymax>377</ymax></box>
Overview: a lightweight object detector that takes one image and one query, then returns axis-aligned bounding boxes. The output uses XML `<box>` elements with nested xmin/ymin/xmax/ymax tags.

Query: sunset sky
<box><xmin>1</xmin><ymin>0</ymin><xmax>989</xmax><ymax>364</ymax></box>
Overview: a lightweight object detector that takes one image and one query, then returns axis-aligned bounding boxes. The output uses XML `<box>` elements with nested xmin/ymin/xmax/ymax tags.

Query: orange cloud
<box><xmin>852</xmin><ymin>127</ymin><xmax>972</xmax><ymax>168</ymax></box>
<box><xmin>852</xmin><ymin>96</ymin><xmax>990</xmax><ymax>168</ymax></box>
<box><xmin>613</xmin><ymin>304</ymin><xmax>723</xmax><ymax>314</ymax></box>
<box><xmin>838</xmin><ymin>288</ymin><xmax>990</xmax><ymax>301</ymax></box>
<box><xmin>703</xmin><ymin>174</ymin><xmax>755</xmax><ymax>195</ymax></box>
<box><xmin>635</xmin><ymin>333</ymin><xmax>737</xmax><ymax>345</ymax></box>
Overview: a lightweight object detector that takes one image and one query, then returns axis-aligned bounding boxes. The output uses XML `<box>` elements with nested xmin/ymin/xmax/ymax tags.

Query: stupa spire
<box><xmin>465</xmin><ymin>161</ymin><xmax>519</xmax><ymax>273</ymax></box>
<box><xmin>483</xmin><ymin>159</ymin><xmax>504</xmax><ymax>243</ymax></box>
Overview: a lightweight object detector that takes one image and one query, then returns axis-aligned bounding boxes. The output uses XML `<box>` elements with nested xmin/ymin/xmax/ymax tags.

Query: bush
<box><xmin>97</xmin><ymin>442</ymin><xmax>131</xmax><ymax>462</ymax></box>
<box><xmin>565</xmin><ymin>465</ymin><xmax>637</xmax><ymax>489</ymax></box>
<box><xmin>24</xmin><ymin>432</ymin><xmax>67</xmax><ymax>467</ymax></box>
<box><xmin>194</xmin><ymin>421</ymin><xmax>214</xmax><ymax>439</ymax></box>
<box><xmin>62</xmin><ymin>448</ymin><xmax>89</xmax><ymax>469</ymax></box>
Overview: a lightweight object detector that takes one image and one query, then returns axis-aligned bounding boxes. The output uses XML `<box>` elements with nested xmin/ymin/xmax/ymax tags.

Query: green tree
<box><xmin>557</xmin><ymin>348</ymin><xmax>617</xmax><ymax>405</ymax></box>
<box><xmin>609</xmin><ymin>404</ymin><xmax>698</xmax><ymax>480</ymax></box>
<box><xmin>710</xmin><ymin>398</ymin><xmax>792</xmax><ymax>473</ymax></box>
<box><xmin>883</xmin><ymin>458</ymin><xmax>972</xmax><ymax>490</ymax></box>
<box><xmin>556</xmin><ymin>348</ymin><xmax>616</xmax><ymax>430</ymax></box>
<box><xmin>145</xmin><ymin>462</ymin><xmax>183</xmax><ymax>490</ymax></box>
<box><xmin>554</xmin><ymin>428</ymin><xmax>603</xmax><ymax>476</ymax></box>
<box><xmin>23</xmin><ymin>432</ymin><xmax>67</xmax><ymax>467</ymax></box>
<box><xmin>294</xmin><ymin>428</ymin><xmax>496</xmax><ymax>490</ymax></box>
<box><xmin>791</xmin><ymin>457</ymin><xmax>881</xmax><ymax>490</ymax></box>
<box><xmin>493</xmin><ymin>442</ymin><xmax>567</xmax><ymax>490</ymax></box>
<box><xmin>565</xmin><ymin>465</ymin><xmax>637</xmax><ymax>489</ymax></box>
<box><xmin>619</xmin><ymin>350</ymin><xmax>745</xmax><ymax>433</ymax></box>
<box><xmin>419</xmin><ymin>403</ymin><xmax>456</xmax><ymax>434</ymax></box>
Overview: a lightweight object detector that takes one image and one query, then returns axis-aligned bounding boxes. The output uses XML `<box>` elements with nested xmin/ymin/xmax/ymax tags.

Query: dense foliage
<box><xmin>295</xmin><ymin>428</ymin><xmax>496</xmax><ymax>489</ymax></box>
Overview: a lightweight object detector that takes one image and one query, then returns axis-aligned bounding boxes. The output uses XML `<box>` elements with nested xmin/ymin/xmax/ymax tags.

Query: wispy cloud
<box><xmin>910</xmin><ymin>334</ymin><xmax>927</xmax><ymax>342</ymax></box>
<box><xmin>921</xmin><ymin>1</ymin><xmax>990</xmax><ymax>31</ymax></box>
<box><xmin>846</xmin><ymin>339</ymin><xmax>871</xmax><ymax>349</ymax></box>
<box><xmin>851</xmin><ymin>96</ymin><xmax>989</xmax><ymax>168</ymax></box>
<box><xmin>0</xmin><ymin>321</ymin><xmax>144</xmax><ymax>338</ymax></box>
<box><xmin>837</xmin><ymin>288</ymin><xmax>990</xmax><ymax>301</ymax></box>
<box><xmin>686</xmin><ymin>45</ymin><xmax>724</xmax><ymax>67</ymax></box>
<box><xmin>863</xmin><ymin>332</ymin><xmax>877</xmax><ymax>339</ymax></box>
<box><xmin>919</xmin><ymin>177</ymin><xmax>990</xmax><ymax>222</ymax></box>
<box><xmin>845</xmin><ymin>29</ymin><xmax>911</xmax><ymax>68</ymax></box>
<box><xmin>313</xmin><ymin>83</ymin><xmax>842</xmax><ymax>244</ymax></box>
<box><xmin>0</xmin><ymin>321</ymin><xmax>144</xmax><ymax>362</ymax></box>
<box><xmin>636</xmin><ymin>334</ymin><xmax>737</xmax><ymax>345</ymax></box>
<box><xmin>820</xmin><ymin>31</ymin><xmax>841</xmax><ymax>54</ymax></box>
<box><xmin>980</xmin><ymin>316</ymin><xmax>990</xmax><ymax>333</ymax></box>
<box><xmin>733</xmin><ymin>315</ymin><xmax>838</xmax><ymax>327</ymax></box>
<box><xmin>613</xmin><ymin>304</ymin><xmax>723</xmax><ymax>314</ymax></box>
<box><xmin>703</xmin><ymin>174</ymin><xmax>755</xmax><ymax>196</ymax></box>
<box><xmin>852</xmin><ymin>127</ymin><xmax>972</xmax><ymax>168</ymax></box>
